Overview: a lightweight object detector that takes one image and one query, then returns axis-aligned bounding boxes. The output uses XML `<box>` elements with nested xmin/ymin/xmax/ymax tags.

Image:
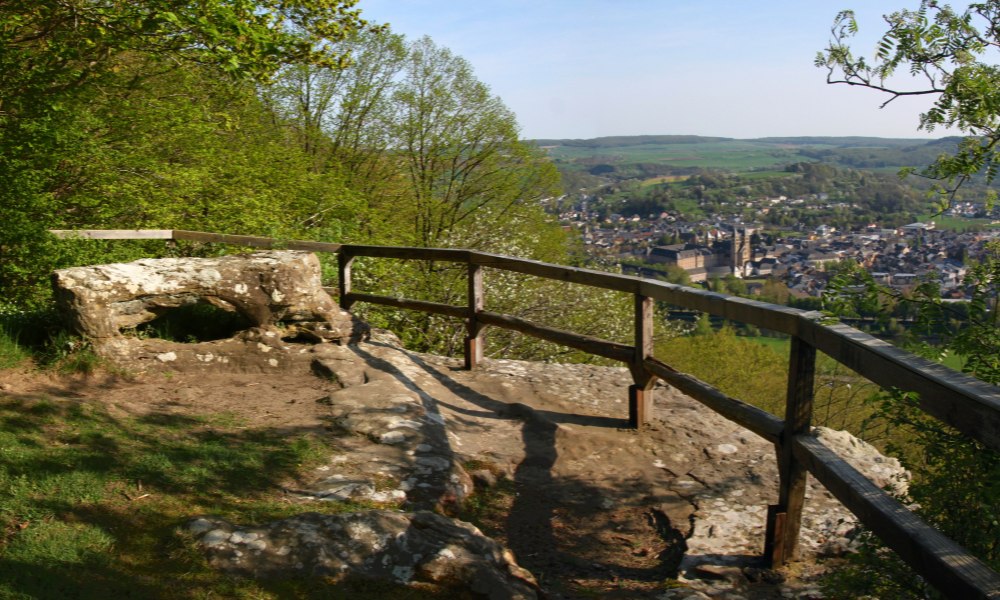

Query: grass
<box><xmin>0</xmin><ymin>326</ymin><xmax>30</xmax><ymax>370</ymax></box>
<box><xmin>0</xmin><ymin>392</ymin><xmax>436</xmax><ymax>599</ymax></box>
<box><xmin>639</xmin><ymin>174</ymin><xmax>690</xmax><ymax>187</ymax></box>
<box><xmin>917</xmin><ymin>213</ymin><xmax>1000</xmax><ymax>231</ymax></box>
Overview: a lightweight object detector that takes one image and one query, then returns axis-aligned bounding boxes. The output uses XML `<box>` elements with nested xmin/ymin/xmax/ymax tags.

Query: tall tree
<box><xmin>0</xmin><ymin>1</ymin><xmax>369</xmax><ymax>307</ymax></box>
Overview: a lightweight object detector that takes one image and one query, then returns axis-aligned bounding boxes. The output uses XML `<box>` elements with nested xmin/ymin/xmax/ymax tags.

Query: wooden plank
<box><xmin>346</xmin><ymin>292</ymin><xmax>467</xmax><ymax>319</ymax></box>
<box><xmin>477</xmin><ymin>310</ymin><xmax>634</xmax><ymax>363</ymax></box>
<box><xmin>470</xmin><ymin>252</ymin><xmax>642</xmax><ymax>294</ymax></box>
<box><xmin>341</xmin><ymin>244</ymin><xmax>470</xmax><ymax>263</ymax></box>
<box><xmin>338</xmin><ymin>252</ymin><xmax>355</xmax><ymax>311</ymax></box>
<box><xmin>49</xmin><ymin>229</ymin><xmax>174</xmax><ymax>240</ymax></box>
<box><xmin>633</xmin><ymin>295</ymin><xmax>654</xmax><ymax>370</ymax></box>
<box><xmin>465</xmin><ymin>264</ymin><xmax>485</xmax><ymax>370</ymax></box>
<box><xmin>771</xmin><ymin>336</ymin><xmax>817</xmax><ymax>564</ymax></box>
<box><xmin>644</xmin><ymin>358</ymin><xmax>783</xmax><ymax>443</ymax></box>
<box><xmin>172</xmin><ymin>230</ymin><xmax>341</xmax><ymax>252</ymax></box>
<box><xmin>794</xmin><ymin>434</ymin><xmax>1000</xmax><ymax>599</ymax></box>
<box><xmin>802</xmin><ymin>319</ymin><xmax>1000</xmax><ymax>452</ymax></box>
<box><xmin>637</xmin><ymin>279</ymin><xmax>804</xmax><ymax>335</ymax></box>
<box><xmin>629</xmin><ymin>295</ymin><xmax>656</xmax><ymax>428</ymax></box>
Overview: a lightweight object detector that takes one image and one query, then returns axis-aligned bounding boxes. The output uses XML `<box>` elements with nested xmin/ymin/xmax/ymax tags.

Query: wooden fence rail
<box><xmin>49</xmin><ymin>229</ymin><xmax>1000</xmax><ymax>598</ymax></box>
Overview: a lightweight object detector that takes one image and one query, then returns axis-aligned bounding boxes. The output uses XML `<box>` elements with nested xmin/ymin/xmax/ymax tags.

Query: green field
<box><xmin>536</xmin><ymin>135</ymin><xmax>945</xmax><ymax>175</ymax></box>
<box><xmin>917</xmin><ymin>214</ymin><xmax>1000</xmax><ymax>231</ymax></box>
<box><xmin>545</xmin><ymin>140</ymin><xmax>806</xmax><ymax>172</ymax></box>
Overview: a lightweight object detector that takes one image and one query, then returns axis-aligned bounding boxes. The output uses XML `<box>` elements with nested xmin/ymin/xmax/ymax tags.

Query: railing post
<box><xmin>628</xmin><ymin>294</ymin><xmax>655</xmax><ymax>428</ymax></box>
<box><xmin>338</xmin><ymin>249</ymin><xmax>355</xmax><ymax>311</ymax></box>
<box><xmin>464</xmin><ymin>262</ymin><xmax>484</xmax><ymax>370</ymax></box>
<box><xmin>766</xmin><ymin>335</ymin><xmax>816</xmax><ymax>565</ymax></box>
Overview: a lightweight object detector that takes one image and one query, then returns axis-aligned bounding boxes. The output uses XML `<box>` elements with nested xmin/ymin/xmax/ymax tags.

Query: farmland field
<box><xmin>536</xmin><ymin>135</ymin><xmax>951</xmax><ymax>175</ymax></box>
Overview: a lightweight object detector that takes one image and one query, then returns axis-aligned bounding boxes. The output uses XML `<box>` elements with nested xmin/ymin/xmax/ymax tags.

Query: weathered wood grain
<box><xmin>801</xmin><ymin>319</ymin><xmax>1000</xmax><ymax>452</ymax></box>
<box><xmin>772</xmin><ymin>337</ymin><xmax>817</xmax><ymax>564</ymax></box>
<box><xmin>795</xmin><ymin>433</ymin><xmax>1000</xmax><ymax>599</ymax></box>
<box><xmin>342</xmin><ymin>245</ymin><xmax>470</xmax><ymax>262</ymax></box>
<box><xmin>49</xmin><ymin>229</ymin><xmax>174</xmax><ymax>240</ymax></box>
<box><xmin>173</xmin><ymin>230</ymin><xmax>342</xmax><ymax>252</ymax></box>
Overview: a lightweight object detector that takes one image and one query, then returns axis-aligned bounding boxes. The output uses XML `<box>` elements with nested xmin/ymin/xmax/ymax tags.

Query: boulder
<box><xmin>51</xmin><ymin>252</ymin><xmax>369</xmax><ymax>370</ymax></box>
<box><xmin>186</xmin><ymin>510</ymin><xmax>538</xmax><ymax>599</ymax></box>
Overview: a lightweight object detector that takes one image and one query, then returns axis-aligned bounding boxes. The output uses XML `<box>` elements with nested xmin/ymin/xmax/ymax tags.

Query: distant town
<box><xmin>557</xmin><ymin>194</ymin><xmax>1000</xmax><ymax>302</ymax></box>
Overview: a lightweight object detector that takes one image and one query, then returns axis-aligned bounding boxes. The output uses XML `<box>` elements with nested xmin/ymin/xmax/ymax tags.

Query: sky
<box><xmin>353</xmin><ymin>0</ymin><xmax>958</xmax><ymax>141</ymax></box>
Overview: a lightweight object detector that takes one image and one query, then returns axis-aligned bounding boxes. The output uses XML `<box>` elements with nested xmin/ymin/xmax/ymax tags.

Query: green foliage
<box><xmin>818</xmin><ymin>1</ymin><xmax>1000</xmax><ymax>209</ymax></box>
<box><xmin>822</xmin><ymin>530</ymin><xmax>938</xmax><ymax>599</ymax></box>
<box><xmin>822</xmin><ymin>241</ymin><xmax>1000</xmax><ymax>596</ymax></box>
<box><xmin>0</xmin><ymin>1</ymin><xmax>370</xmax><ymax>308</ymax></box>
<box><xmin>656</xmin><ymin>327</ymin><xmax>790</xmax><ymax>416</ymax></box>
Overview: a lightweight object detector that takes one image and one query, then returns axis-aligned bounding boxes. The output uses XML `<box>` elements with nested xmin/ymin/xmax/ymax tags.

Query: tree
<box><xmin>822</xmin><ymin>241</ymin><xmax>1000</xmax><ymax>597</ymax></box>
<box><xmin>817</xmin><ymin>1</ymin><xmax>1000</xmax><ymax>210</ymax></box>
<box><xmin>0</xmin><ymin>1</ymin><xmax>370</xmax><ymax>307</ymax></box>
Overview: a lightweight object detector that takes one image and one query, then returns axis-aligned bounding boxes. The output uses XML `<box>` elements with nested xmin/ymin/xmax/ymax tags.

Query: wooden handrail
<box><xmin>49</xmin><ymin>228</ymin><xmax>1000</xmax><ymax>597</ymax></box>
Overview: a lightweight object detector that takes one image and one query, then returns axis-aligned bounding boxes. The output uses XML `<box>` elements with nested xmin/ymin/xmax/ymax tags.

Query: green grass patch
<box><xmin>639</xmin><ymin>174</ymin><xmax>690</xmax><ymax>187</ymax></box>
<box><xmin>917</xmin><ymin>214</ymin><xmax>1000</xmax><ymax>231</ymax></box>
<box><xmin>743</xmin><ymin>335</ymin><xmax>790</xmax><ymax>354</ymax></box>
<box><xmin>0</xmin><ymin>326</ymin><xmax>30</xmax><ymax>369</ymax></box>
<box><xmin>0</xmin><ymin>393</ymin><xmax>426</xmax><ymax>599</ymax></box>
<box><xmin>544</xmin><ymin>140</ymin><xmax>809</xmax><ymax>171</ymax></box>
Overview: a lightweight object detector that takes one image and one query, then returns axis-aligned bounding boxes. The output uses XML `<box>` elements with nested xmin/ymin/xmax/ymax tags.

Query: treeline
<box><xmin>533</xmin><ymin>134</ymin><xmax>731</xmax><ymax>148</ymax></box>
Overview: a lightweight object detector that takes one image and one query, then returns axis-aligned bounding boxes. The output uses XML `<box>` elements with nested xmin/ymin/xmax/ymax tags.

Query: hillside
<box><xmin>534</xmin><ymin>134</ymin><xmax>961</xmax><ymax>186</ymax></box>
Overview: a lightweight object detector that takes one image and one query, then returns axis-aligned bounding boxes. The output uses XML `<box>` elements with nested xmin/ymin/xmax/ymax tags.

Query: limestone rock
<box><xmin>812</xmin><ymin>426</ymin><xmax>909</xmax><ymax>496</ymax></box>
<box><xmin>52</xmin><ymin>251</ymin><xmax>367</xmax><ymax>343</ymax></box>
<box><xmin>311</xmin><ymin>344</ymin><xmax>370</xmax><ymax>388</ymax></box>
<box><xmin>186</xmin><ymin>511</ymin><xmax>538</xmax><ymax>599</ymax></box>
<box><xmin>51</xmin><ymin>252</ymin><xmax>368</xmax><ymax>372</ymax></box>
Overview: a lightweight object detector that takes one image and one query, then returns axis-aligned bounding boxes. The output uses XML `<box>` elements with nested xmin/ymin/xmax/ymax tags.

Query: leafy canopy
<box><xmin>817</xmin><ymin>1</ymin><xmax>1000</xmax><ymax>209</ymax></box>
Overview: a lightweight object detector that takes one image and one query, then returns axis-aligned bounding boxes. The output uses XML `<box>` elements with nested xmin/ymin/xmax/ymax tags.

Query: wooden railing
<box><xmin>50</xmin><ymin>229</ymin><xmax>1000</xmax><ymax>598</ymax></box>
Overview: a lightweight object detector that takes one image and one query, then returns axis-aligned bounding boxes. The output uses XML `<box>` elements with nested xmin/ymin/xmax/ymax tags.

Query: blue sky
<box><xmin>354</xmin><ymin>1</ymin><xmax>956</xmax><ymax>140</ymax></box>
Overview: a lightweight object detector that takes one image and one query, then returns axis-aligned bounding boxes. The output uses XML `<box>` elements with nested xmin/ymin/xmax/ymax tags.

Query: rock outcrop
<box><xmin>51</xmin><ymin>251</ymin><xmax>368</xmax><ymax>371</ymax></box>
<box><xmin>187</xmin><ymin>511</ymin><xmax>538</xmax><ymax>600</ymax></box>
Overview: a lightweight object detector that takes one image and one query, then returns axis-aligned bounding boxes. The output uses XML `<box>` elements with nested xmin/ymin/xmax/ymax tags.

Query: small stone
<box><xmin>693</xmin><ymin>564</ymin><xmax>743</xmax><ymax>581</ymax></box>
<box><xmin>380</xmin><ymin>431</ymin><xmax>408</xmax><ymax>445</ymax></box>
<box><xmin>415</xmin><ymin>456</ymin><xmax>451</xmax><ymax>471</ymax></box>
<box><xmin>202</xmin><ymin>529</ymin><xmax>230</xmax><ymax>547</ymax></box>
<box><xmin>247</xmin><ymin>539</ymin><xmax>268</xmax><ymax>551</ymax></box>
<box><xmin>188</xmin><ymin>518</ymin><xmax>215</xmax><ymax>534</ymax></box>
